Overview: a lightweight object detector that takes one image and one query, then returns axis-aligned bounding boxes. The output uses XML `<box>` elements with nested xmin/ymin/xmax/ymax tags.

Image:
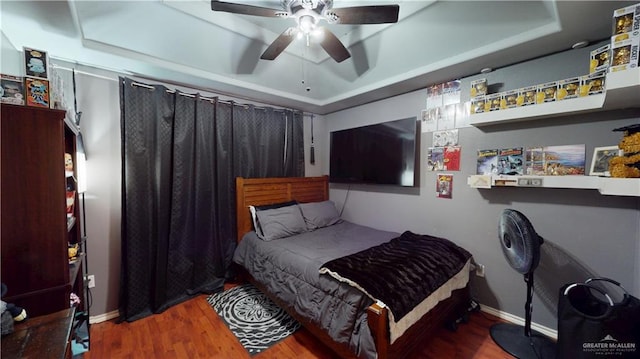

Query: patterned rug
<box><xmin>207</xmin><ymin>284</ymin><xmax>301</xmax><ymax>356</ymax></box>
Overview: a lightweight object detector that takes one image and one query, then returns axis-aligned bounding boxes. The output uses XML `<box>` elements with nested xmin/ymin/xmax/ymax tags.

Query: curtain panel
<box><xmin>119</xmin><ymin>77</ymin><xmax>303</xmax><ymax>321</ymax></box>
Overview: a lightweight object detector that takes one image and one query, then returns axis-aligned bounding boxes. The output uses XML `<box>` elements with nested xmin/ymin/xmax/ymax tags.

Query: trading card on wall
<box><xmin>23</xmin><ymin>47</ymin><xmax>48</xmax><ymax>79</ymax></box>
<box><xmin>1</xmin><ymin>74</ymin><xmax>25</xmax><ymax>105</ymax></box>
<box><xmin>436</xmin><ymin>174</ymin><xmax>453</xmax><ymax>199</ymax></box>
<box><xmin>25</xmin><ymin>77</ymin><xmax>50</xmax><ymax>108</ymax></box>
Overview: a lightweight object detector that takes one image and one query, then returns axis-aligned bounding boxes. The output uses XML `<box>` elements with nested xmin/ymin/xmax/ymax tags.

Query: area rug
<box><xmin>207</xmin><ymin>284</ymin><xmax>301</xmax><ymax>356</ymax></box>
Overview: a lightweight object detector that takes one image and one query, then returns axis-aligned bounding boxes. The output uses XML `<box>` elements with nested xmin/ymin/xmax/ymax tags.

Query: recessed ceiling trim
<box><xmin>162</xmin><ymin>0</ymin><xmax>436</xmax><ymax>64</ymax></box>
<box><xmin>317</xmin><ymin>20</ymin><xmax>564</xmax><ymax>106</ymax></box>
<box><xmin>80</xmin><ymin>37</ymin><xmax>326</xmax><ymax>107</ymax></box>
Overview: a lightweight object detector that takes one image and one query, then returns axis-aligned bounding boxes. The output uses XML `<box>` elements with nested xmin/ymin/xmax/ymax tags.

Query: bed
<box><xmin>233</xmin><ymin>176</ymin><xmax>472</xmax><ymax>359</ymax></box>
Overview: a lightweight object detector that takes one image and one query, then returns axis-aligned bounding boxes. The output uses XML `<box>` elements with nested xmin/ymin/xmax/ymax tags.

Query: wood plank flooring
<box><xmin>85</xmin><ymin>291</ymin><xmax>512</xmax><ymax>359</ymax></box>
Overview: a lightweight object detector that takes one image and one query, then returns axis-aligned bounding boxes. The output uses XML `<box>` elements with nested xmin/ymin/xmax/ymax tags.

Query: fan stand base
<box><xmin>490</xmin><ymin>323</ymin><xmax>556</xmax><ymax>359</ymax></box>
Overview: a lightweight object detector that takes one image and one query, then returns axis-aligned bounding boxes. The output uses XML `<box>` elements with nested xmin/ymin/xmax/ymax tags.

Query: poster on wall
<box><xmin>427</xmin><ymin>147</ymin><xmax>444</xmax><ymax>171</ymax></box>
<box><xmin>438</xmin><ymin>104</ymin><xmax>456</xmax><ymax>130</ymax></box>
<box><xmin>420</xmin><ymin>108</ymin><xmax>438</xmax><ymax>133</ymax></box>
<box><xmin>454</xmin><ymin>101</ymin><xmax>472</xmax><ymax>128</ymax></box>
<box><xmin>443</xmin><ymin>146</ymin><xmax>461</xmax><ymax>171</ymax></box>
<box><xmin>426</xmin><ymin>83</ymin><xmax>443</xmax><ymax>110</ymax></box>
<box><xmin>477</xmin><ymin>149</ymin><xmax>499</xmax><ymax>175</ymax></box>
<box><xmin>498</xmin><ymin>147</ymin><xmax>524</xmax><ymax>175</ymax></box>
<box><xmin>433</xmin><ymin>129</ymin><xmax>459</xmax><ymax>147</ymax></box>
<box><xmin>436</xmin><ymin>174</ymin><xmax>453</xmax><ymax>199</ymax></box>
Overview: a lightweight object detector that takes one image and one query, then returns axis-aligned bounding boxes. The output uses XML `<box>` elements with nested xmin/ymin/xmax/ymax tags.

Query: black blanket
<box><xmin>320</xmin><ymin>231</ymin><xmax>472</xmax><ymax>321</ymax></box>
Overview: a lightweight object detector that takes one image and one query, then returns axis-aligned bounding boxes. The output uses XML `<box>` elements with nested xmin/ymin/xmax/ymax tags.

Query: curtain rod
<box><xmin>127</xmin><ymin>73</ymin><xmax>305</xmax><ymax>114</ymax></box>
<box><xmin>50</xmin><ymin>59</ymin><xmax>309</xmax><ymax>116</ymax></box>
<box><xmin>128</xmin><ymin>79</ymin><xmax>304</xmax><ymax>113</ymax></box>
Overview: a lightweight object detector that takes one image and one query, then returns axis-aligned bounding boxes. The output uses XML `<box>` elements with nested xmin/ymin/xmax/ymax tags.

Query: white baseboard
<box><xmin>480</xmin><ymin>304</ymin><xmax>557</xmax><ymax>339</ymax></box>
<box><xmin>89</xmin><ymin>310</ymin><xmax>120</xmax><ymax>324</ymax></box>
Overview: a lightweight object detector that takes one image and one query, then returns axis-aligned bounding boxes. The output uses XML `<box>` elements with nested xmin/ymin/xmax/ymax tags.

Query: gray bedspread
<box><xmin>233</xmin><ymin>221</ymin><xmax>398</xmax><ymax>359</ymax></box>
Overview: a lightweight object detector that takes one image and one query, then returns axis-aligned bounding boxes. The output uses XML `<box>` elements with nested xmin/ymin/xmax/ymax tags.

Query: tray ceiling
<box><xmin>0</xmin><ymin>1</ymin><xmax>635</xmax><ymax>114</ymax></box>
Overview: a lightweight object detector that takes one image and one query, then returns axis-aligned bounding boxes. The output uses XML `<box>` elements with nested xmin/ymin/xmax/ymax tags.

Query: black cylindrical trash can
<box><xmin>557</xmin><ymin>278</ymin><xmax>640</xmax><ymax>358</ymax></box>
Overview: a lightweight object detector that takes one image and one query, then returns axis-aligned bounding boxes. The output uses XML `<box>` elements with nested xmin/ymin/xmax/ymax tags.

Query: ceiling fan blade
<box><xmin>261</xmin><ymin>28</ymin><xmax>298</xmax><ymax>60</ymax></box>
<box><xmin>319</xmin><ymin>27</ymin><xmax>350</xmax><ymax>63</ymax></box>
<box><xmin>211</xmin><ymin>0</ymin><xmax>281</xmax><ymax>17</ymax></box>
<box><xmin>330</xmin><ymin>5</ymin><xmax>399</xmax><ymax>24</ymax></box>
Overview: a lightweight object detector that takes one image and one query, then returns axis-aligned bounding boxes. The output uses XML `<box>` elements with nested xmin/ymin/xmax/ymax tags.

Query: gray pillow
<box><xmin>299</xmin><ymin>200</ymin><xmax>342</xmax><ymax>230</ymax></box>
<box><xmin>249</xmin><ymin>200</ymin><xmax>297</xmax><ymax>238</ymax></box>
<box><xmin>255</xmin><ymin>204</ymin><xmax>307</xmax><ymax>241</ymax></box>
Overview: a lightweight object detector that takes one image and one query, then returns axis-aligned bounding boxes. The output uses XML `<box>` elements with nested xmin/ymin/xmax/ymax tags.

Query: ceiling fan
<box><xmin>211</xmin><ymin>0</ymin><xmax>400</xmax><ymax>62</ymax></box>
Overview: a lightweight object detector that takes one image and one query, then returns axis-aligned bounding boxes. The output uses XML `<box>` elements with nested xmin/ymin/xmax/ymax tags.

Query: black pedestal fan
<box><xmin>490</xmin><ymin>209</ymin><xmax>556</xmax><ymax>359</ymax></box>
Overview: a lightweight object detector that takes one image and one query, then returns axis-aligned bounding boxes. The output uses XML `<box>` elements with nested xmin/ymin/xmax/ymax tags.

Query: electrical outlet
<box><xmin>87</xmin><ymin>274</ymin><xmax>95</xmax><ymax>288</ymax></box>
<box><xmin>475</xmin><ymin>264</ymin><xmax>485</xmax><ymax>277</ymax></box>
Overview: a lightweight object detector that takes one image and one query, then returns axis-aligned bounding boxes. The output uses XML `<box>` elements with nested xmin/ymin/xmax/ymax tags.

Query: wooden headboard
<box><xmin>235</xmin><ymin>176</ymin><xmax>330</xmax><ymax>242</ymax></box>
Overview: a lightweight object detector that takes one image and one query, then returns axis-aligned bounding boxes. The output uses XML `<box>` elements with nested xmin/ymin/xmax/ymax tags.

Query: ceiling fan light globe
<box><xmin>299</xmin><ymin>15</ymin><xmax>316</xmax><ymax>33</ymax></box>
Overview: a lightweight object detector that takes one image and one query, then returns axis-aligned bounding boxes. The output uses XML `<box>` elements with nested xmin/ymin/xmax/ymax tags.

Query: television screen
<box><xmin>329</xmin><ymin>117</ymin><xmax>419</xmax><ymax>187</ymax></box>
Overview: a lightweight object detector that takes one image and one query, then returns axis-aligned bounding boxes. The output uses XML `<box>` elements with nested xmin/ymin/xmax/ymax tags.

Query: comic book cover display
<box><xmin>23</xmin><ymin>47</ymin><xmax>48</xmax><ymax>79</ymax></box>
<box><xmin>0</xmin><ymin>75</ymin><xmax>25</xmax><ymax>105</ymax></box>
<box><xmin>25</xmin><ymin>77</ymin><xmax>50</xmax><ymax>108</ymax></box>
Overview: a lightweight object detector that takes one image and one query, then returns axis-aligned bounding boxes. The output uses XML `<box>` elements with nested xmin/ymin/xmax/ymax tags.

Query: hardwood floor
<box><xmin>85</xmin><ymin>292</ymin><xmax>512</xmax><ymax>359</ymax></box>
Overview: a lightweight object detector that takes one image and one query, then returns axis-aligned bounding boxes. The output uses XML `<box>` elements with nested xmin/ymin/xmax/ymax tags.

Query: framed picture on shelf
<box><xmin>25</xmin><ymin>77</ymin><xmax>50</xmax><ymax>108</ymax></box>
<box><xmin>0</xmin><ymin>74</ymin><xmax>25</xmax><ymax>105</ymax></box>
<box><xmin>23</xmin><ymin>47</ymin><xmax>48</xmax><ymax>79</ymax></box>
<box><xmin>589</xmin><ymin>146</ymin><xmax>621</xmax><ymax>176</ymax></box>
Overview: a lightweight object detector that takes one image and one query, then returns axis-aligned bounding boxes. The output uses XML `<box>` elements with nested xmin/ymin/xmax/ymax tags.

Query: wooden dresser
<box><xmin>1</xmin><ymin>308</ymin><xmax>75</xmax><ymax>359</ymax></box>
<box><xmin>1</xmin><ymin>103</ymin><xmax>84</xmax><ymax>316</ymax></box>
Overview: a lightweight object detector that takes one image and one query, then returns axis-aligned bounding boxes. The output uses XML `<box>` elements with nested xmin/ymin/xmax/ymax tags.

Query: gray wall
<box><xmin>45</xmin><ymin>62</ymin><xmax>324</xmax><ymax>319</ymax></box>
<box><xmin>3</xmin><ymin>33</ymin><xmax>637</xmax><ymax>332</ymax></box>
<box><xmin>323</xmin><ymin>43</ymin><xmax>640</xmax><ymax>330</ymax></box>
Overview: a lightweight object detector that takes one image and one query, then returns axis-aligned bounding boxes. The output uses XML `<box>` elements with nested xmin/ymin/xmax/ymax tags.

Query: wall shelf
<box><xmin>467</xmin><ymin>175</ymin><xmax>640</xmax><ymax>197</ymax></box>
<box><xmin>470</xmin><ymin>68</ymin><xmax>640</xmax><ymax>127</ymax></box>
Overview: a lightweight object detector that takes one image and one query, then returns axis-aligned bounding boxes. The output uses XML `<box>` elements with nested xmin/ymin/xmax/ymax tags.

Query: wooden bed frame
<box><xmin>235</xmin><ymin>176</ymin><xmax>471</xmax><ymax>359</ymax></box>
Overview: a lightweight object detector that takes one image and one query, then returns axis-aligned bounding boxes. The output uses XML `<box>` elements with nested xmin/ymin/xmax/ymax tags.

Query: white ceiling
<box><xmin>1</xmin><ymin>1</ymin><xmax>636</xmax><ymax>114</ymax></box>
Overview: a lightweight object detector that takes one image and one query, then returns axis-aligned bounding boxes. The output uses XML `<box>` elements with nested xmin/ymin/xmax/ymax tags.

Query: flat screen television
<box><xmin>329</xmin><ymin>117</ymin><xmax>419</xmax><ymax>187</ymax></box>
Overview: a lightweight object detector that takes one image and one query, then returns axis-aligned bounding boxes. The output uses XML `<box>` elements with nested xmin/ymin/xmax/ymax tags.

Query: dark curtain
<box><xmin>119</xmin><ymin>77</ymin><xmax>303</xmax><ymax>322</ymax></box>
